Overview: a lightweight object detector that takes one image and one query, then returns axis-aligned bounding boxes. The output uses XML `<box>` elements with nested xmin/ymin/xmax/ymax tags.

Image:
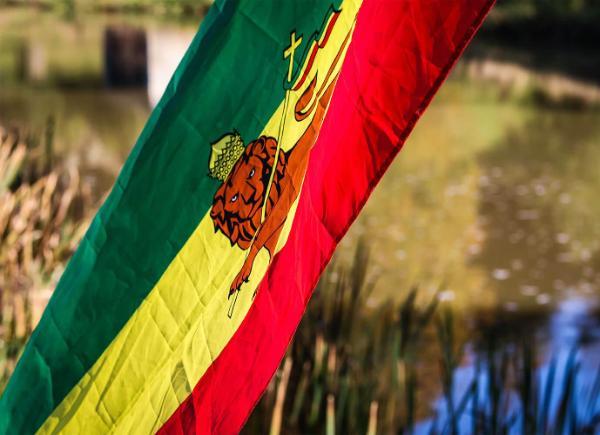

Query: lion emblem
<box><xmin>208</xmin><ymin>74</ymin><xmax>336</xmax><ymax>298</ymax></box>
<box><xmin>207</xmin><ymin>6</ymin><xmax>352</xmax><ymax>301</ymax></box>
<box><xmin>210</xmin><ymin>135</ymin><xmax>287</xmax><ymax>251</ymax></box>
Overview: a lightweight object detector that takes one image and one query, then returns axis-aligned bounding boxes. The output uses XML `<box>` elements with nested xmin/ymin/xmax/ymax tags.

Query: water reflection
<box><xmin>147</xmin><ymin>28</ymin><xmax>195</xmax><ymax>106</ymax></box>
<box><xmin>104</xmin><ymin>25</ymin><xmax>148</xmax><ymax>88</ymax></box>
<box><xmin>476</xmin><ymin>110</ymin><xmax>600</xmax><ymax>313</ymax></box>
<box><xmin>417</xmin><ymin>299</ymin><xmax>600</xmax><ymax>434</ymax></box>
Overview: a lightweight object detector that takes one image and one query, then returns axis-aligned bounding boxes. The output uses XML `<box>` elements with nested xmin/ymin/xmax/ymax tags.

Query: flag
<box><xmin>0</xmin><ymin>0</ymin><xmax>495</xmax><ymax>433</ymax></box>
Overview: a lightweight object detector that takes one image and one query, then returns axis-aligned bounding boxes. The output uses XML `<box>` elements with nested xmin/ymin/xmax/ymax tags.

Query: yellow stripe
<box><xmin>39</xmin><ymin>3</ymin><xmax>360</xmax><ymax>433</ymax></box>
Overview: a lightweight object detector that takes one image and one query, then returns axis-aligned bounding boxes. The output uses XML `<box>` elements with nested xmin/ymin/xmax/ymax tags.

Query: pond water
<box><xmin>1</xmin><ymin>5</ymin><xmax>600</xmax><ymax>430</ymax></box>
<box><xmin>347</xmin><ymin>81</ymin><xmax>600</xmax><ymax>314</ymax></box>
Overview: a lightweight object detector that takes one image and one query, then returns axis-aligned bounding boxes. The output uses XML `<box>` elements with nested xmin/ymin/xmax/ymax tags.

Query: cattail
<box><xmin>269</xmin><ymin>356</ymin><xmax>292</xmax><ymax>435</ymax></box>
<box><xmin>326</xmin><ymin>394</ymin><xmax>335</xmax><ymax>435</ymax></box>
<box><xmin>290</xmin><ymin>362</ymin><xmax>310</xmax><ymax>425</ymax></box>
<box><xmin>367</xmin><ymin>400</ymin><xmax>378</xmax><ymax>435</ymax></box>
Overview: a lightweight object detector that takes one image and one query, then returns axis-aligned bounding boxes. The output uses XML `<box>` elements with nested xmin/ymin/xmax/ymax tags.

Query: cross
<box><xmin>284</xmin><ymin>31</ymin><xmax>302</xmax><ymax>82</ymax></box>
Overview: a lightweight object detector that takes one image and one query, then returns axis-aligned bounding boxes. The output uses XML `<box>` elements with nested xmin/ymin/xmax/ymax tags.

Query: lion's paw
<box><xmin>229</xmin><ymin>263</ymin><xmax>253</xmax><ymax>298</ymax></box>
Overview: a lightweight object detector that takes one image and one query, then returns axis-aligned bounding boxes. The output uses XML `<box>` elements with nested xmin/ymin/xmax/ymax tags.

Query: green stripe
<box><xmin>0</xmin><ymin>1</ymin><xmax>341</xmax><ymax>433</ymax></box>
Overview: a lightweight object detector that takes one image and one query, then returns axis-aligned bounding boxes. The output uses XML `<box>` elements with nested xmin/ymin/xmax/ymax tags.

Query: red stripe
<box><xmin>158</xmin><ymin>0</ymin><xmax>495</xmax><ymax>433</ymax></box>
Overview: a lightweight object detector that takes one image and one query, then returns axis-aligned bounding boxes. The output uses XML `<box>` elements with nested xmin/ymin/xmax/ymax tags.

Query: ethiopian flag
<box><xmin>0</xmin><ymin>0</ymin><xmax>494</xmax><ymax>433</ymax></box>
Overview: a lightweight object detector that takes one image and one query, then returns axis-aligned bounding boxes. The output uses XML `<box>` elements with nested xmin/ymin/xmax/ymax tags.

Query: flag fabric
<box><xmin>0</xmin><ymin>0</ymin><xmax>494</xmax><ymax>433</ymax></box>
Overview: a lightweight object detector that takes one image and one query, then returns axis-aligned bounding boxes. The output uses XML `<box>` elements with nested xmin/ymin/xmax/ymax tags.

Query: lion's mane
<box><xmin>210</xmin><ymin>136</ymin><xmax>287</xmax><ymax>250</ymax></box>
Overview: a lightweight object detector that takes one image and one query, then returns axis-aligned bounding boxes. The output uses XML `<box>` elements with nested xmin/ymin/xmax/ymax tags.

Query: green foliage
<box><xmin>483</xmin><ymin>0</ymin><xmax>600</xmax><ymax>55</ymax></box>
<box><xmin>497</xmin><ymin>0</ymin><xmax>600</xmax><ymax>17</ymax></box>
<box><xmin>1</xmin><ymin>0</ymin><xmax>213</xmax><ymax>15</ymax></box>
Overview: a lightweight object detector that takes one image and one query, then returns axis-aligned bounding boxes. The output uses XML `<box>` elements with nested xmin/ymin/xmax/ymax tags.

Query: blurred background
<box><xmin>1</xmin><ymin>0</ymin><xmax>599</xmax><ymax>433</ymax></box>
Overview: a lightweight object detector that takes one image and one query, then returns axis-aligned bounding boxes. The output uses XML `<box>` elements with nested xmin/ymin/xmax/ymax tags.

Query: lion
<box><xmin>210</xmin><ymin>136</ymin><xmax>287</xmax><ymax>253</ymax></box>
<box><xmin>209</xmin><ymin>29</ymin><xmax>348</xmax><ymax>296</ymax></box>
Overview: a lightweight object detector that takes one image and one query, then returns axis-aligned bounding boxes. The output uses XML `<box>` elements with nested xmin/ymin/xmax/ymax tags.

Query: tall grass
<box><xmin>0</xmin><ymin>124</ymin><xmax>92</xmax><ymax>389</ymax></box>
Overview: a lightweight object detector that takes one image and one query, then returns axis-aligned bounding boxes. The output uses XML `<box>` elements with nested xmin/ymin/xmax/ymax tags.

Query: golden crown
<box><xmin>208</xmin><ymin>131</ymin><xmax>245</xmax><ymax>182</ymax></box>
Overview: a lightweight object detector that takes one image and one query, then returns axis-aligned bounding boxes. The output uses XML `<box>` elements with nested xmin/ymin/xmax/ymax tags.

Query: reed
<box><xmin>269</xmin><ymin>357</ymin><xmax>292</xmax><ymax>435</ymax></box>
<box><xmin>0</xmin><ymin>125</ymin><xmax>93</xmax><ymax>386</ymax></box>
